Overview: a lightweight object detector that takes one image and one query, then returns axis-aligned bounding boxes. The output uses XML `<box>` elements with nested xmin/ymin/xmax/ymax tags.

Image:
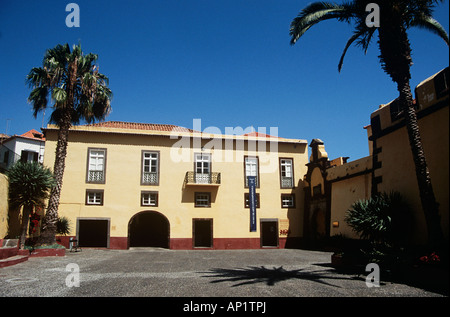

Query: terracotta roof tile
<box><xmin>242</xmin><ymin>131</ymin><xmax>280</xmax><ymax>138</ymax></box>
<box><xmin>84</xmin><ymin>121</ymin><xmax>194</xmax><ymax>133</ymax></box>
<box><xmin>19</xmin><ymin>129</ymin><xmax>46</xmax><ymax>141</ymax></box>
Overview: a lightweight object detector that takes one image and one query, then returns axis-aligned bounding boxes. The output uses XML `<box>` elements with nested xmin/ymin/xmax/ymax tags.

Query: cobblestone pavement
<box><xmin>0</xmin><ymin>248</ymin><xmax>446</xmax><ymax>298</ymax></box>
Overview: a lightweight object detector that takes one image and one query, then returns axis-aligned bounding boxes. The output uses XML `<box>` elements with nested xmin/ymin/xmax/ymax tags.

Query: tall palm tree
<box><xmin>7</xmin><ymin>162</ymin><xmax>55</xmax><ymax>249</ymax></box>
<box><xmin>289</xmin><ymin>0</ymin><xmax>448</xmax><ymax>248</ymax></box>
<box><xmin>27</xmin><ymin>43</ymin><xmax>112</xmax><ymax>245</ymax></box>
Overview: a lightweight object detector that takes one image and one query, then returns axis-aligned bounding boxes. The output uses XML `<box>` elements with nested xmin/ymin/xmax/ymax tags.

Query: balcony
<box><xmin>184</xmin><ymin>171</ymin><xmax>221</xmax><ymax>186</ymax></box>
<box><xmin>280</xmin><ymin>176</ymin><xmax>294</xmax><ymax>188</ymax></box>
<box><xmin>87</xmin><ymin>170</ymin><xmax>105</xmax><ymax>183</ymax></box>
<box><xmin>142</xmin><ymin>172</ymin><xmax>158</xmax><ymax>185</ymax></box>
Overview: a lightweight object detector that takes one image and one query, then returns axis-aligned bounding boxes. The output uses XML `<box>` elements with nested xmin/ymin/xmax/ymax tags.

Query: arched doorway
<box><xmin>128</xmin><ymin>211</ymin><xmax>170</xmax><ymax>248</ymax></box>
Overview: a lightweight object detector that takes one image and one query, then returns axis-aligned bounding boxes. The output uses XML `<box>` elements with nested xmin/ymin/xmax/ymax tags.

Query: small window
<box><xmin>389</xmin><ymin>98</ymin><xmax>402</xmax><ymax>122</ymax></box>
<box><xmin>86</xmin><ymin>190</ymin><xmax>104</xmax><ymax>205</ymax></box>
<box><xmin>87</xmin><ymin>148</ymin><xmax>106</xmax><ymax>183</ymax></box>
<box><xmin>281</xmin><ymin>194</ymin><xmax>295</xmax><ymax>208</ymax></box>
<box><xmin>280</xmin><ymin>158</ymin><xmax>294</xmax><ymax>188</ymax></box>
<box><xmin>194</xmin><ymin>153</ymin><xmax>211</xmax><ymax>184</ymax></box>
<box><xmin>195</xmin><ymin>192</ymin><xmax>211</xmax><ymax>208</ymax></box>
<box><xmin>3</xmin><ymin>150</ymin><xmax>9</xmax><ymax>164</ymax></box>
<box><xmin>142</xmin><ymin>151</ymin><xmax>159</xmax><ymax>185</ymax></box>
<box><xmin>244</xmin><ymin>156</ymin><xmax>259</xmax><ymax>187</ymax></box>
<box><xmin>244</xmin><ymin>193</ymin><xmax>260</xmax><ymax>208</ymax></box>
<box><xmin>141</xmin><ymin>191</ymin><xmax>158</xmax><ymax>207</ymax></box>
<box><xmin>20</xmin><ymin>150</ymin><xmax>38</xmax><ymax>163</ymax></box>
<box><xmin>434</xmin><ymin>67</ymin><xmax>449</xmax><ymax>100</ymax></box>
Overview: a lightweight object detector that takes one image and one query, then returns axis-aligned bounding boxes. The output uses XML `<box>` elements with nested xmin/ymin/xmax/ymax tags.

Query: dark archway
<box><xmin>128</xmin><ymin>211</ymin><xmax>170</xmax><ymax>248</ymax></box>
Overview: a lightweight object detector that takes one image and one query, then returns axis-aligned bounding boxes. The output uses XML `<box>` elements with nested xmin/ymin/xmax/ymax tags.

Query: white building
<box><xmin>0</xmin><ymin>129</ymin><xmax>45</xmax><ymax>171</ymax></box>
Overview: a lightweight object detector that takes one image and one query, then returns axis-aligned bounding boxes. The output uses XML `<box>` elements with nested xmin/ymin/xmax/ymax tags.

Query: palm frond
<box><xmin>28</xmin><ymin>86</ymin><xmax>49</xmax><ymax>118</ymax></box>
<box><xmin>338</xmin><ymin>31</ymin><xmax>363</xmax><ymax>72</ymax></box>
<box><xmin>43</xmin><ymin>44</ymin><xmax>70</xmax><ymax>70</ymax></box>
<box><xmin>410</xmin><ymin>14</ymin><xmax>449</xmax><ymax>45</ymax></box>
<box><xmin>338</xmin><ymin>20</ymin><xmax>377</xmax><ymax>72</ymax></box>
<box><xmin>290</xmin><ymin>2</ymin><xmax>352</xmax><ymax>45</ymax></box>
<box><xmin>51</xmin><ymin>87</ymin><xmax>67</xmax><ymax>104</ymax></box>
<box><xmin>28</xmin><ymin>43</ymin><xmax>112</xmax><ymax>128</ymax></box>
<box><xmin>26</xmin><ymin>67</ymin><xmax>50</xmax><ymax>88</ymax></box>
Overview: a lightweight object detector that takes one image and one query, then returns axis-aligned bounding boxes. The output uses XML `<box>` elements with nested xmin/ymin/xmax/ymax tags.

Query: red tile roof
<box><xmin>242</xmin><ymin>131</ymin><xmax>280</xmax><ymax>138</ymax></box>
<box><xmin>44</xmin><ymin>121</ymin><xmax>305</xmax><ymax>144</ymax></box>
<box><xmin>84</xmin><ymin>121</ymin><xmax>194</xmax><ymax>133</ymax></box>
<box><xmin>84</xmin><ymin>122</ymin><xmax>284</xmax><ymax>139</ymax></box>
<box><xmin>20</xmin><ymin>129</ymin><xmax>45</xmax><ymax>141</ymax></box>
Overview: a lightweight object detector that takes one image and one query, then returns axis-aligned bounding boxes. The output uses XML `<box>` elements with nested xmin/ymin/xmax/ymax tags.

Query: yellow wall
<box><xmin>0</xmin><ymin>173</ymin><xmax>8</xmax><ymax>240</ymax></box>
<box><xmin>373</xmin><ymin>107</ymin><xmax>448</xmax><ymax>243</ymax></box>
<box><xmin>327</xmin><ymin>156</ymin><xmax>372</xmax><ymax>238</ymax></box>
<box><xmin>329</xmin><ymin>174</ymin><xmax>371</xmax><ymax>239</ymax></box>
<box><xmin>304</xmin><ymin>68</ymin><xmax>448</xmax><ymax>245</ymax></box>
<box><xmin>370</xmin><ymin>68</ymin><xmax>449</xmax><ymax>244</ymax></box>
<box><xmin>43</xmin><ymin>126</ymin><xmax>308</xmax><ymax>248</ymax></box>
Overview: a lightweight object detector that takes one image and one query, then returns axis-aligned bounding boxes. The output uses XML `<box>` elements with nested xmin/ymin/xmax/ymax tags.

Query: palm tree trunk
<box><xmin>38</xmin><ymin>57</ymin><xmax>78</xmax><ymax>246</ymax></box>
<box><xmin>398</xmin><ymin>79</ymin><xmax>444</xmax><ymax>248</ymax></box>
<box><xmin>378</xmin><ymin>18</ymin><xmax>444</xmax><ymax>248</ymax></box>
<box><xmin>38</xmin><ymin>118</ymin><xmax>71</xmax><ymax>245</ymax></box>
<box><xmin>19</xmin><ymin>204</ymin><xmax>33</xmax><ymax>249</ymax></box>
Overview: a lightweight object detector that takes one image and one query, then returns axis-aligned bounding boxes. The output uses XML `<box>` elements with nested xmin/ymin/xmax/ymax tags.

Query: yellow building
<box><xmin>40</xmin><ymin>68</ymin><xmax>448</xmax><ymax>250</ymax></box>
<box><xmin>303</xmin><ymin>139</ymin><xmax>372</xmax><ymax>244</ymax></box>
<box><xmin>43</xmin><ymin>121</ymin><xmax>308</xmax><ymax>249</ymax></box>
<box><xmin>304</xmin><ymin>67</ymin><xmax>449</xmax><ymax>246</ymax></box>
<box><xmin>369</xmin><ymin>67</ymin><xmax>449</xmax><ymax>244</ymax></box>
<box><xmin>0</xmin><ymin>173</ymin><xmax>9</xmax><ymax>244</ymax></box>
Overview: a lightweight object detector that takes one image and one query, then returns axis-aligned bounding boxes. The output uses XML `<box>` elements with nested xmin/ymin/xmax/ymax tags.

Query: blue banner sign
<box><xmin>248</xmin><ymin>176</ymin><xmax>257</xmax><ymax>232</ymax></box>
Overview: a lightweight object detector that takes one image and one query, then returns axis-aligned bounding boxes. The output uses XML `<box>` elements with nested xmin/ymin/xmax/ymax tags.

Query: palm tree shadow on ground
<box><xmin>201</xmin><ymin>266</ymin><xmax>365</xmax><ymax>288</ymax></box>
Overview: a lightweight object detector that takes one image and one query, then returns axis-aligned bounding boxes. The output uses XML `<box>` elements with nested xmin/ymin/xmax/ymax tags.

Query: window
<box><xmin>244</xmin><ymin>156</ymin><xmax>259</xmax><ymax>187</ymax></box>
<box><xmin>86</xmin><ymin>190</ymin><xmax>104</xmax><ymax>205</ymax></box>
<box><xmin>87</xmin><ymin>148</ymin><xmax>106</xmax><ymax>183</ymax></box>
<box><xmin>281</xmin><ymin>194</ymin><xmax>295</xmax><ymax>208</ymax></box>
<box><xmin>244</xmin><ymin>193</ymin><xmax>260</xmax><ymax>208</ymax></box>
<box><xmin>141</xmin><ymin>191</ymin><xmax>158</xmax><ymax>207</ymax></box>
<box><xmin>389</xmin><ymin>99</ymin><xmax>402</xmax><ymax>122</ymax></box>
<box><xmin>434</xmin><ymin>67</ymin><xmax>449</xmax><ymax>100</ymax></box>
<box><xmin>280</xmin><ymin>158</ymin><xmax>294</xmax><ymax>188</ymax></box>
<box><xmin>142</xmin><ymin>151</ymin><xmax>159</xmax><ymax>185</ymax></box>
<box><xmin>195</xmin><ymin>192</ymin><xmax>211</xmax><ymax>207</ymax></box>
<box><xmin>20</xmin><ymin>150</ymin><xmax>38</xmax><ymax>163</ymax></box>
<box><xmin>3</xmin><ymin>150</ymin><xmax>9</xmax><ymax>165</ymax></box>
<box><xmin>194</xmin><ymin>153</ymin><xmax>211</xmax><ymax>184</ymax></box>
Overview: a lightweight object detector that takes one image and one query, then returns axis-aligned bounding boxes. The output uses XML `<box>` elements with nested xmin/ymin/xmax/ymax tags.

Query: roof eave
<box><xmin>42</xmin><ymin>124</ymin><xmax>307</xmax><ymax>145</ymax></box>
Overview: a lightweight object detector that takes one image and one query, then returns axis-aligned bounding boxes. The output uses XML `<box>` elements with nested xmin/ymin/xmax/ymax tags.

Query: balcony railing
<box><xmin>185</xmin><ymin>171</ymin><xmax>221</xmax><ymax>186</ymax></box>
<box><xmin>88</xmin><ymin>170</ymin><xmax>104</xmax><ymax>183</ymax></box>
<box><xmin>281</xmin><ymin>176</ymin><xmax>294</xmax><ymax>188</ymax></box>
<box><xmin>142</xmin><ymin>172</ymin><xmax>158</xmax><ymax>185</ymax></box>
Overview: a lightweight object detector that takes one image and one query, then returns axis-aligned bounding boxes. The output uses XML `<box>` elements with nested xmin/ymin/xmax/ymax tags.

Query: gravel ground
<box><xmin>0</xmin><ymin>248</ymin><xmax>446</xmax><ymax>298</ymax></box>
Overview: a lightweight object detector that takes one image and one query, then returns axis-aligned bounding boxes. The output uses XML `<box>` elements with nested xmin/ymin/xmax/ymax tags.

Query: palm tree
<box><xmin>7</xmin><ymin>162</ymin><xmax>55</xmax><ymax>249</ymax></box>
<box><xmin>289</xmin><ymin>0</ymin><xmax>448</xmax><ymax>248</ymax></box>
<box><xmin>27</xmin><ymin>43</ymin><xmax>112</xmax><ymax>245</ymax></box>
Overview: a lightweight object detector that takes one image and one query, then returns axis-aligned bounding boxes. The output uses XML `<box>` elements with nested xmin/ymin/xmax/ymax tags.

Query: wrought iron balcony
<box><xmin>184</xmin><ymin>171</ymin><xmax>221</xmax><ymax>186</ymax></box>
<box><xmin>142</xmin><ymin>172</ymin><xmax>158</xmax><ymax>185</ymax></box>
<box><xmin>87</xmin><ymin>170</ymin><xmax>104</xmax><ymax>183</ymax></box>
<box><xmin>280</xmin><ymin>176</ymin><xmax>294</xmax><ymax>188</ymax></box>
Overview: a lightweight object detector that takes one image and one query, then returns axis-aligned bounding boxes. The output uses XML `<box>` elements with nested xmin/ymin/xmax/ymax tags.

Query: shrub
<box><xmin>56</xmin><ymin>216</ymin><xmax>71</xmax><ymax>236</ymax></box>
<box><xmin>345</xmin><ymin>191</ymin><xmax>410</xmax><ymax>247</ymax></box>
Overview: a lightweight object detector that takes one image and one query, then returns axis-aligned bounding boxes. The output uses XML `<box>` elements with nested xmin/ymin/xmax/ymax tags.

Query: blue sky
<box><xmin>0</xmin><ymin>0</ymin><xmax>448</xmax><ymax>162</ymax></box>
